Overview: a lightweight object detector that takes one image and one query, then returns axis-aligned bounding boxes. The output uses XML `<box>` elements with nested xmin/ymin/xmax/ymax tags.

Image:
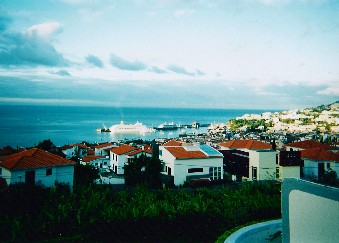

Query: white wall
<box><xmin>330</xmin><ymin>161</ymin><xmax>339</xmax><ymax>176</ymax></box>
<box><xmin>249</xmin><ymin>150</ymin><xmax>277</xmax><ymax>180</ymax></box>
<box><xmin>1</xmin><ymin>165</ymin><xmax>74</xmax><ymax>188</ymax></box>
<box><xmin>173</xmin><ymin>157</ymin><xmax>223</xmax><ymax>186</ymax></box>
<box><xmin>289</xmin><ymin>190</ymin><xmax>339</xmax><ymax>242</ymax></box>
<box><xmin>159</xmin><ymin>146</ymin><xmax>223</xmax><ymax>186</ymax></box>
<box><xmin>62</xmin><ymin>147</ymin><xmax>76</xmax><ymax>159</ymax></box>
<box><xmin>303</xmin><ymin>159</ymin><xmax>321</xmax><ymax>179</ymax></box>
<box><xmin>279</xmin><ymin>166</ymin><xmax>300</xmax><ymax>180</ymax></box>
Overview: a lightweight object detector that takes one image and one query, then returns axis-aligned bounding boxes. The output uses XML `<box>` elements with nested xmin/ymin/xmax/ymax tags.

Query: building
<box><xmin>80</xmin><ymin>155</ymin><xmax>109</xmax><ymax>172</ymax></box>
<box><xmin>219</xmin><ymin>140</ymin><xmax>278</xmax><ymax>181</ymax></box>
<box><xmin>284</xmin><ymin>140</ymin><xmax>337</xmax><ymax>152</ymax></box>
<box><xmin>300</xmin><ymin>148</ymin><xmax>339</xmax><ymax>181</ymax></box>
<box><xmin>94</xmin><ymin>142</ymin><xmax>117</xmax><ymax>156</ymax></box>
<box><xmin>277</xmin><ymin>150</ymin><xmax>303</xmax><ymax>180</ymax></box>
<box><xmin>159</xmin><ymin>141</ymin><xmax>223</xmax><ymax>186</ymax></box>
<box><xmin>59</xmin><ymin>145</ymin><xmax>76</xmax><ymax>159</ymax></box>
<box><xmin>0</xmin><ymin>148</ymin><xmax>75</xmax><ymax>188</ymax></box>
<box><xmin>110</xmin><ymin>144</ymin><xmax>137</xmax><ymax>175</ymax></box>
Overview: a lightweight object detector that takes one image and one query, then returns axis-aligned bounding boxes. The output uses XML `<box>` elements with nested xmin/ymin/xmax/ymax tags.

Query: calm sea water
<box><xmin>0</xmin><ymin>105</ymin><xmax>274</xmax><ymax>147</ymax></box>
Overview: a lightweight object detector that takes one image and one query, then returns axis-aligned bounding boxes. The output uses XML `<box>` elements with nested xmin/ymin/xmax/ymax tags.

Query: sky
<box><xmin>0</xmin><ymin>0</ymin><xmax>338</xmax><ymax>110</ymax></box>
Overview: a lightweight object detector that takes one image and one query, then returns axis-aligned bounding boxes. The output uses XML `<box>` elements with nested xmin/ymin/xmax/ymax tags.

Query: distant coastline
<box><xmin>0</xmin><ymin>105</ymin><xmax>277</xmax><ymax>148</ymax></box>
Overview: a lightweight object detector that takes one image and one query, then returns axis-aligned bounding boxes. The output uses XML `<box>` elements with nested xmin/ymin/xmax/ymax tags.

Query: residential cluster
<box><xmin>0</xmin><ymin>102</ymin><xmax>338</xmax><ymax>189</ymax></box>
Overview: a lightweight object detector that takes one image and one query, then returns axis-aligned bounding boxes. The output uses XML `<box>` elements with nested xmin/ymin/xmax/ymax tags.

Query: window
<box><xmin>209</xmin><ymin>167</ymin><xmax>222</xmax><ymax>181</ymax></box>
<box><xmin>188</xmin><ymin>168</ymin><xmax>203</xmax><ymax>173</ymax></box>
<box><xmin>276</xmin><ymin>167</ymin><xmax>280</xmax><ymax>179</ymax></box>
<box><xmin>46</xmin><ymin>168</ymin><xmax>52</xmax><ymax>176</ymax></box>
<box><xmin>0</xmin><ymin>168</ymin><xmax>2</xmax><ymax>175</ymax></box>
<box><xmin>252</xmin><ymin>167</ymin><xmax>257</xmax><ymax>180</ymax></box>
<box><xmin>104</xmin><ymin>162</ymin><xmax>108</xmax><ymax>165</ymax></box>
<box><xmin>159</xmin><ymin>149</ymin><xmax>162</xmax><ymax>156</ymax></box>
<box><xmin>327</xmin><ymin>163</ymin><xmax>331</xmax><ymax>169</ymax></box>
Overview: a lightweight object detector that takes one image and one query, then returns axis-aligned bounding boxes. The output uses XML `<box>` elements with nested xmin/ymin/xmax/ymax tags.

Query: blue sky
<box><xmin>0</xmin><ymin>0</ymin><xmax>338</xmax><ymax>109</ymax></box>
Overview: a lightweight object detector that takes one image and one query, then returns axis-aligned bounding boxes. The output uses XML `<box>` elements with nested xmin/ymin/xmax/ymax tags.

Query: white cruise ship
<box><xmin>109</xmin><ymin>121</ymin><xmax>155</xmax><ymax>134</ymax></box>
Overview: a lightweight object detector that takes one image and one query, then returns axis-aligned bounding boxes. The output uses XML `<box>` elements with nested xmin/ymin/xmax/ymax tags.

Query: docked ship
<box><xmin>155</xmin><ymin>122</ymin><xmax>179</xmax><ymax>130</ymax></box>
<box><xmin>97</xmin><ymin>124</ymin><xmax>111</xmax><ymax>133</ymax></box>
<box><xmin>109</xmin><ymin>121</ymin><xmax>155</xmax><ymax>134</ymax></box>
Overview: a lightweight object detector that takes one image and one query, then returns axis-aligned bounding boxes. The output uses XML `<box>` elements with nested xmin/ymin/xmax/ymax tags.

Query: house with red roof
<box><xmin>94</xmin><ymin>142</ymin><xmax>117</xmax><ymax>156</ymax></box>
<box><xmin>219</xmin><ymin>140</ymin><xmax>279</xmax><ymax>181</ymax></box>
<box><xmin>80</xmin><ymin>155</ymin><xmax>109</xmax><ymax>171</ymax></box>
<box><xmin>301</xmin><ymin>148</ymin><xmax>339</xmax><ymax>181</ymax></box>
<box><xmin>0</xmin><ymin>148</ymin><xmax>75</xmax><ymax>188</ymax></box>
<box><xmin>284</xmin><ymin>140</ymin><xmax>338</xmax><ymax>152</ymax></box>
<box><xmin>159</xmin><ymin>141</ymin><xmax>223</xmax><ymax>186</ymax></box>
<box><xmin>109</xmin><ymin>144</ymin><xmax>150</xmax><ymax>175</ymax></box>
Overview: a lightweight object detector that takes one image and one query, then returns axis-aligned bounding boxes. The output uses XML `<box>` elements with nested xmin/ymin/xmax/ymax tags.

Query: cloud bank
<box><xmin>109</xmin><ymin>54</ymin><xmax>147</xmax><ymax>71</ymax></box>
<box><xmin>86</xmin><ymin>54</ymin><xmax>104</xmax><ymax>68</ymax></box>
<box><xmin>0</xmin><ymin>16</ymin><xmax>68</xmax><ymax>67</ymax></box>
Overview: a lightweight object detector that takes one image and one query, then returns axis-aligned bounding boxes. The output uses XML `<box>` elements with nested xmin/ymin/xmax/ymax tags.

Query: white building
<box><xmin>94</xmin><ymin>142</ymin><xmax>117</xmax><ymax>156</ymax></box>
<box><xmin>284</xmin><ymin>140</ymin><xmax>338</xmax><ymax>152</ymax></box>
<box><xmin>0</xmin><ymin>148</ymin><xmax>75</xmax><ymax>188</ymax></box>
<box><xmin>301</xmin><ymin>148</ymin><xmax>339</xmax><ymax>180</ymax></box>
<box><xmin>110</xmin><ymin>144</ymin><xmax>153</xmax><ymax>175</ymax></box>
<box><xmin>59</xmin><ymin>145</ymin><xmax>77</xmax><ymax>159</ymax></box>
<box><xmin>159</xmin><ymin>141</ymin><xmax>224</xmax><ymax>186</ymax></box>
<box><xmin>80</xmin><ymin>155</ymin><xmax>110</xmax><ymax>171</ymax></box>
<box><xmin>110</xmin><ymin>144</ymin><xmax>137</xmax><ymax>175</ymax></box>
<box><xmin>219</xmin><ymin>140</ymin><xmax>279</xmax><ymax>181</ymax></box>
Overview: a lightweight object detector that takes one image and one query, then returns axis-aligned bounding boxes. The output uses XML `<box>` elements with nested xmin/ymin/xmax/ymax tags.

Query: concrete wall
<box><xmin>173</xmin><ymin>157</ymin><xmax>223</xmax><ymax>186</ymax></box>
<box><xmin>280</xmin><ymin>166</ymin><xmax>300</xmax><ymax>180</ymax></box>
<box><xmin>160</xmin><ymin>146</ymin><xmax>223</xmax><ymax>186</ymax></box>
<box><xmin>282</xmin><ymin>178</ymin><xmax>339</xmax><ymax>243</ymax></box>
<box><xmin>1</xmin><ymin>165</ymin><xmax>74</xmax><ymax>188</ymax></box>
<box><xmin>249</xmin><ymin>150</ymin><xmax>277</xmax><ymax>180</ymax></box>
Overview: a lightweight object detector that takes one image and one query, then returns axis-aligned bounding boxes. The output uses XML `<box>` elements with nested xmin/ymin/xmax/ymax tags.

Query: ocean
<box><xmin>0</xmin><ymin>105</ymin><xmax>275</xmax><ymax>148</ymax></box>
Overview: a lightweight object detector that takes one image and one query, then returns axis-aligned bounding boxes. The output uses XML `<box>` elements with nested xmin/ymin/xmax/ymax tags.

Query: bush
<box><xmin>0</xmin><ymin>181</ymin><xmax>281</xmax><ymax>242</ymax></box>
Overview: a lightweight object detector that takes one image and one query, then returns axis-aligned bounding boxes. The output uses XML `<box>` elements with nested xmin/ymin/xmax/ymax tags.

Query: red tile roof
<box><xmin>110</xmin><ymin>145</ymin><xmax>136</xmax><ymax>155</ymax></box>
<box><xmin>284</xmin><ymin>140</ymin><xmax>336</xmax><ymax>150</ymax></box>
<box><xmin>81</xmin><ymin>155</ymin><xmax>105</xmax><ymax>163</ymax></box>
<box><xmin>219</xmin><ymin>140</ymin><xmax>272</xmax><ymax>150</ymax></box>
<box><xmin>94</xmin><ymin>142</ymin><xmax>114</xmax><ymax>149</ymax></box>
<box><xmin>71</xmin><ymin>143</ymin><xmax>88</xmax><ymax>149</ymax></box>
<box><xmin>301</xmin><ymin>148</ymin><xmax>339</xmax><ymax>162</ymax></box>
<box><xmin>88</xmin><ymin>148</ymin><xmax>95</xmax><ymax>155</ymax></box>
<box><xmin>163</xmin><ymin>140</ymin><xmax>182</xmax><ymax>146</ymax></box>
<box><xmin>0</xmin><ymin>148</ymin><xmax>75</xmax><ymax>171</ymax></box>
<box><xmin>165</xmin><ymin>147</ymin><xmax>207</xmax><ymax>159</ymax></box>
<box><xmin>59</xmin><ymin>145</ymin><xmax>73</xmax><ymax>150</ymax></box>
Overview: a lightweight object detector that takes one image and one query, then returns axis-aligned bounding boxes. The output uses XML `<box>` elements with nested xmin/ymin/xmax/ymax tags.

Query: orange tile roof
<box><xmin>0</xmin><ymin>148</ymin><xmax>75</xmax><ymax>171</ymax></box>
<box><xmin>219</xmin><ymin>140</ymin><xmax>272</xmax><ymax>150</ymax></box>
<box><xmin>88</xmin><ymin>148</ymin><xmax>95</xmax><ymax>155</ymax></box>
<box><xmin>110</xmin><ymin>144</ymin><xmax>136</xmax><ymax>155</ymax></box>
<box><xmin>82</xmin><ymin>155</ymin><xmax>106</xmax><ymax>163</ymax></box>
<box><xmin>163</xmin><ymin>140</ymin><xmax>182</xmax><ymax>146</ymax></box>
<box><xmin>59</xmin><ymin>145</ymin><xmax>73</xmax><ymax>150</ymax></box>
<box><xmin>284</xmin><ymin>140</ymin><xmax>336</xmax><ymax>150</ymax></box>
<box><xmin>72</xmin><ymin>143</ymin><xmax>88</xmax><ymax>149</ymax></box>
<box><xmin>165</xmin><ymin>147</ymin><xmax>207</xmax><ymax>159</ymax></box>
<box><xmin>94</xmin><ymin>142</ymin><xmax>113</xmax><ymax>149</ymax></box>
<box><xmin>301</xmin><ymin>148</ymin><xmax>339</xmax><ymax>162</ymax></box>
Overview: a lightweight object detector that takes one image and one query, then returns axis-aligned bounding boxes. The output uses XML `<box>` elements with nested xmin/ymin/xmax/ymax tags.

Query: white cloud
<box><xmin>27</xmin><ymin>22</ymin><xmax>63</xmax><ymax>40</ymax></box>
<box><xmin>317</xmin><ymin>87</ymin><xmax>339</xmax><ymax>95</ymax></box>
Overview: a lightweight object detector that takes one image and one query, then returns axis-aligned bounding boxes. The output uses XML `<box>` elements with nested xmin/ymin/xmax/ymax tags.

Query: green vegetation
<box><xmin>0</xmin><ymin>181</ymin><xmax>281</xmax><ymax>242</ymax></box>
<box><xmin>228</xmin><ymin>119</ymin><xmax>272</xmax><ymax>132</ymax></box>
<box><xmin>124</xmin><ymin>154</ymin><xmax>162</xmax><ymax>188</ymax></box>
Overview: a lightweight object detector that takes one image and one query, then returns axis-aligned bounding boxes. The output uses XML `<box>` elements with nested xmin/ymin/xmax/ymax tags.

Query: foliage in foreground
<box><xmin>0</xmin><ymin>181</ymin><xmax>281</xmax><ymax>242</ymax></box>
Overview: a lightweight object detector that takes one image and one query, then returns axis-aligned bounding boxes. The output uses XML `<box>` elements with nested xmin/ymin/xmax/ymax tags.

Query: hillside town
<box><xmin>1</xmin><ymin>101</ymin><xmax>338</xmax><ymax>189</ymax></box>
